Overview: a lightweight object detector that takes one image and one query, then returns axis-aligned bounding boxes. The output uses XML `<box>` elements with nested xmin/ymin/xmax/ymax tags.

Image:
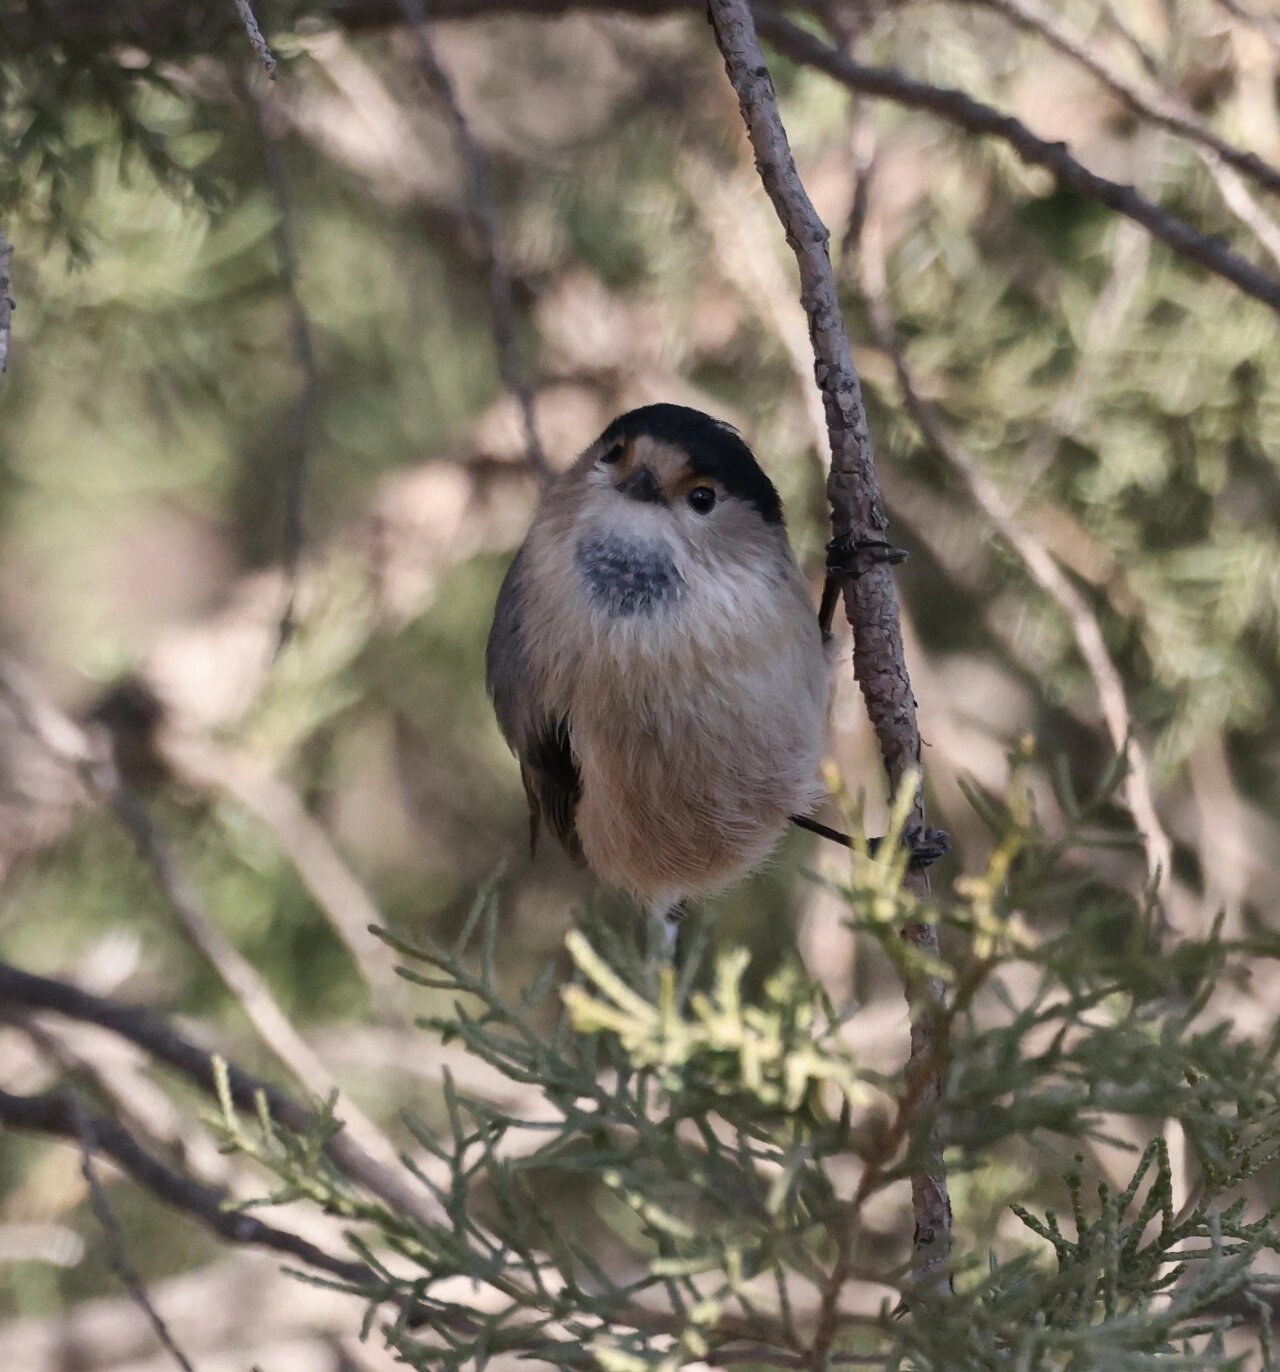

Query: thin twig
<box><xmin>1212</xmin><ymin>0</ymin><xmax>1280</xmax><ymax>56</ymax></box>
<box><xmin>705</xmin><ymin>0</ymin><xmax>951</xmax><ymax>1300</ymax></box>
<box><xmin>70</xmin><ymin>1099</ymin><xmax>199</xmax><ymax>1372</ymax></box>
<box><xmin>104</xmin><ymin>785</ymin><xmax>377</xmax><ymax>1120</ymax></box>
<box><xmin>165</xmin><ymin>737</ymin><xmax>403</xmax><ymax>1006</ymax></box>
<box><xmin>397</xmin><ymin>0</ymin><xmax>550</xmax><ymax>479</ymax></box>
<box><xmin>0</xmin><ymin>662</ymin><xmax>442</xmax><ymax>1232</ymax></box>
<box><xmin>1098</xmin><ymin>0</ymin><xmax>1161</xmax><ymax>76</ymax></box>
<box><xmin>251</xmin><ymin>88</ymin><xmax>320</xmax><ymax>647</ymax></box>
<box><xmin>0</xmin><ymin>225</ymin><xmax>13</xmax><ymax>375</ymax></box>
<box><xmin>234</xmin><ymin>0</ymin><xmax>279</xmax><ymax>79</ymax></box>
<box><xmin>967</xmin><ymin>0</ymin><xmax>1280</xmax><ymax>273</ymax></box>
<box><xmin>1201</xmin><ymin>150</ymin><xmax>1280</xmax><ymax>272</ymax></box>
<box><xmin>969</xmin><ymin>0</ymin><xmax>1280</xmax><ymax>199</ymax></box>
<box><xmin>753</xmin><ymin>7</ymin><xmax>1280</xmax><ymax>316</ymax></box>
<box><xmin>0</xmin><ymin>956</ymin><xmax>444</xmax><ymax>1232</ymax></box>
<box><xmin>853</xmin><ymin>211</ymin><xmax>1174</xmax><ymax>907</ymax></box>
<box><xmin>0</xmin><ymin>1086</ymin><xmax>375</xmax><ymax>1289</ymax></box>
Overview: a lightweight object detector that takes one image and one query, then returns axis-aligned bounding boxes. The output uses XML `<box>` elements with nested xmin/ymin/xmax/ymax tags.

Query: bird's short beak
<box><xmin>617</xmin><ymin>466</ymin><xmax>666</xmax><ymax>505</ymax></box>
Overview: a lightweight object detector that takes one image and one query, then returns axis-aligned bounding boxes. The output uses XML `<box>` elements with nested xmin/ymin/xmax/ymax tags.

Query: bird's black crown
<box><xmin>598</xmin><ymin>404</ymin><xmax>784</xmax><ymax>526</ymax></box>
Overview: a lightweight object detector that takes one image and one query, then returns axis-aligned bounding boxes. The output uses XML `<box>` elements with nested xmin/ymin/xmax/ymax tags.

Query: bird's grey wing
<box><xmin>486</xmin><ymin>549</ymin><xmax>583</xmax><ymax>860</ymax></box>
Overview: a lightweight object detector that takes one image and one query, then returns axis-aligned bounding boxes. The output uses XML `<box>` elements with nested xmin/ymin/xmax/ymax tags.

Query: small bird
<box><xmin>486</xmin><ymin>403</ymin><xmax>941</xmax><ymax>952</ymax></box>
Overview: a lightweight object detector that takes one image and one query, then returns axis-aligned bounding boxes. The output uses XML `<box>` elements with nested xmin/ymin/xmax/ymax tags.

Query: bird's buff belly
<box><xmin>569</xmin><ymin>699</ymin><xmax>824</xmax><ymax>906</ymax></box>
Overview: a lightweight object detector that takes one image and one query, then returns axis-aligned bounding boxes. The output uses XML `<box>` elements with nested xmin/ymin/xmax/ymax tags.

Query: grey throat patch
<box><xmin>575</xmin><ymin>534</ymin><xmax>683</xmax><ymax>617</ymax></box>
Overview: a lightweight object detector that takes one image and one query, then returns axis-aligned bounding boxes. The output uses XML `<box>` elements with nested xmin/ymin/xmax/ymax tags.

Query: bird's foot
<box><xmin>662</xmin><ymin>908</ymin><xmax>684</xmax><ymax>959</ymax></box>
<box><xmin>647</xmin><ymin>902</ymin><xmax>686</xmax><ymax>966</ymax></box>
<box><xmin>867</xmin><ymin>822</ymin><xmax>951</xmax><ymax>870</ymax></box>
<box><xmin>826</xmin><ymin>533</ymin><xmax>909</xmax><ymax>578</ymax></box>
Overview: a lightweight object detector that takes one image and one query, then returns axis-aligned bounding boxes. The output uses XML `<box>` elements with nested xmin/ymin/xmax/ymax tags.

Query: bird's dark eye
<box><xmin>687</xmin><ymin>484</ymin><xmax>717</xmax><ymax>514</ymax></box>
<box><xmin>600</xmin><ymin>442</ymin><xmax>626</xmax><ymax>466</ymax></box>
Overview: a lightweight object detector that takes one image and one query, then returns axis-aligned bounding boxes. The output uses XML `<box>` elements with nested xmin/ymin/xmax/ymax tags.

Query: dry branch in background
<box><xmin>397</xmin><ymin>0</ymin><xmax>550</xmax><ymax>479</ymax></box>
<box><xmin>968</xmin><ymin>0</ymin><xmax>1280</xmax><ymax>274</ymax></box>
<box><xmin>853</xmin><ymin>212</ymin><xmax>1176</xmax><ymax>915</ymax></box>
<box><xmin>0</xmin><ymin>1084</ymin><xmax>375</xmax><ymax>1289</ymax></box>
<box><xmin>0</xmin><ymin>225</ymin><xmax>12</xmax><ymax>374</ymax></box>
<box><xmin>211</xmin><ymin>0</ymin><xmax>1280</xmax><ymax>317</ymax></box>
<box><xmin>970</xmin><ymin>0</ymin><xmax>1280</xmax><ymax>199</ymax></box>
<box><xmin>706</xmin><ymin>0</ymin><xmax>952</xmax><ymax>1296</ymax></box>
<box><xmin>166</xmin><ymin>738</ymin><xmax>404</xmax><ymax>1004</ymax></box>
<box><xmin>0</xmin><ymin>958</ymin><xmax>442</xmax><ymax>1239</ymax></box>
<box><xmin>251</xmin><ymin>85</ymin><xmax>321</xmax><ymax>646</ymax></box>
<box><xmin>70</xmin><ymin>1100</ymin><xmax>198</xmax><ymax>1372</ymax></box>
<box><xmin>0</xmin><ymin>662</ymin><xmax>441</xmax><ymax>1234</ymax></box>
<box><xmin>753</xmin><ymin>9</ymin><xmax>1280</xmax><ymax>317</ymax></box>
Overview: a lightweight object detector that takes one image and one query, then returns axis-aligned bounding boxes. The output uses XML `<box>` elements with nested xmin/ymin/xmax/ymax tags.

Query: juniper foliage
<box><xmin>209</xmin><ymin>762</ymin><xmax>1280</xmax><ymax>1370</ymax></box>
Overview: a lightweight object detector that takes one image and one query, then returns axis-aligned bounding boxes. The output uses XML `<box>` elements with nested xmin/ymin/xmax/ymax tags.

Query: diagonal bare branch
<box><xmin>970</xmin><ymin>0</ymin><xmax>1280</xmax><ymax>200</ymax></box>
<box><xmin>162</xmin><ymin>736</ymin><xmax>403</xmax><ymax>1006</ymax></box>
<box><xmin>0</xmin><ymin>225</ymin><xmax>12</xmax><ymax>375</ymax></box>
<box><xmin>854</xmin><ymin>211</ymin><xmax>1176</xmax><ymax>912</ymax></box>
<box><xmin>753</xmin><ymin>8</ymin><xmax>1280</xmax><ymax>316</ymax></box>
<box><xmin>397</xmin><ymin>0</ymin><xmax>550</xmax><ymax>479</ymax></box>
<box><xmin>0</xmin><ymin>661</ymin><xmax>442</xmax><ymax>1233</ymax></box>
<box><xmin>0</xmin><ymin>1085</ymin><xmax>378</xmax><ymax>1290</ymax></box>
<box><xmin>0</xmin><ymin>956</ymin><xmax>442</xmax><ymax>1232</ymax></box>
<box><xmin>70</xmin><ymin>1099</ymin><xmax>199</xmax><ymax>1372</ymax></box>
<box><xmin>964</xmin><ymin>0</ymin><xmax>1280</xmax><ymax>274</ymax></box>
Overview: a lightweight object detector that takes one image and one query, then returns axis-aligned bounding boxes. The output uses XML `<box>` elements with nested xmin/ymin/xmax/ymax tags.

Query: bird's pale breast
<box><xmin>560</xmin><ymin>533</ymin><xmax>828</xmax><ymax>907</ymax></box>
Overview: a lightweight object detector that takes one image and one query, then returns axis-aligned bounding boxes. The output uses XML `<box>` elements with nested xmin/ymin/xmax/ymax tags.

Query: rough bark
<box><xmin>707</xmin><ymin>0</ymin><xmax>951</xmax><ymax>1294</ymax></box>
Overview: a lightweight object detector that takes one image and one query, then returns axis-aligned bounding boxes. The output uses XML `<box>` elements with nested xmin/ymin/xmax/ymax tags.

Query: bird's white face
<box><xmin>570</xmin><ymin>430</ymin><xmax>787</xmax><ymax>621</ymax></box>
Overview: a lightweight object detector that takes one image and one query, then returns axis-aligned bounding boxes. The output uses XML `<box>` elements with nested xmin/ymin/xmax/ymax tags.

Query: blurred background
<box><xmin>1</xmin><ymin>0</ymin><xmax>1279</xmax><ymax>1367</ymax></box>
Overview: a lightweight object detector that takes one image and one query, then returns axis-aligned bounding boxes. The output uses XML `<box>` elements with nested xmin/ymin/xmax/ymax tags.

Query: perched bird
<box><xmin>486</xmin><ymin>403</ymin><xmax>942</xmax><ymax>951</ymax></box>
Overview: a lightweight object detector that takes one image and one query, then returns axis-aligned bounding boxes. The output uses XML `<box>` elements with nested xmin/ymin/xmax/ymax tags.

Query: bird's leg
<box><xmin>884</xmin><ymin>820</ymin><xmax>951</xmax><ymax>869</ymax></box>
<box><xmin>663</xmin><ymin>906</ymin><xmax>684</xmax><ymax>959</ymax></box>
<box><xmin>646</xmin><ymin>900</ymin><xmax>686</xmax><ymax>966</ymax></box>
<box><xmin>819</xmin><ymin>533</ymin><xmax>909</xmax><ymax>641</ymax></box>
<box><xmin>790</xmin><ymin>813</ymin><xmax>950</xmax><ymax>869</ymax></box>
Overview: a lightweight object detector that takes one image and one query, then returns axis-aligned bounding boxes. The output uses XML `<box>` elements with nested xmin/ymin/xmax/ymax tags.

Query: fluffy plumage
<box><xmin>486</xmin><ymin>404</ymin><xmax>829</xmax><ymax>918</ymax></box>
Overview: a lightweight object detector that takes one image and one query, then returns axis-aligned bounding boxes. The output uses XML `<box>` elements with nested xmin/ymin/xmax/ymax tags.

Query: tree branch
<box><xmin>0</xmin><ymin>956</ymin><xmax>440</xmax><ymax>1233</ymax></box>
<box><xmin>0</xmin><ymin>659</ymin><xmax>440</xmax><ymax>1231</ymax></box>
<box><xmin>853</xmin><ymin>207</ymin><xmax>1175</xmax><ymax>912</ymax></box>
<box><xmin>164</xmin><ymin>736</ymin><xmax>404</xmax><ymax>1007</ymax></box>
<box><xmin>752</xmin><ymin>8</ymin><xmax>1280</xmax><ymax>317</ymax></box>
<box><xmin>705</xmin><ymin>0</ymin><xmax>951</xmax><ymax>1299</ymax></box>
<box><xmin>70</xmin><ymin>1099</ymin><xmax>198</xmax><ymax>1372</ymax></box>
<box><xmin>397</xmin><ymin>0</ymin><xmax>550</xmax><ymax>479</ymax></box>
<box><xmin>965</xmin><ymin>0</ymin><xmax>1280</xmax><ymax>274</ymax></box>
<box><xmin>12</xmin><ymin>0</ymin><xmax>1280</xmax><ymax>313</ymax></box>
<box><xmin>0</xmin><ymin>1085</ymin><xmax>377</xmax><ymax>1290</ymax></box>
<box><xmin>0</xmin><ymin>225</ymin><xmax>12</xmax><ymax>375</ymax></box>
<box><xmin>970</xmin><ymin>0</ymin><xmax>1280</xmax><ymax>200</ymax></box>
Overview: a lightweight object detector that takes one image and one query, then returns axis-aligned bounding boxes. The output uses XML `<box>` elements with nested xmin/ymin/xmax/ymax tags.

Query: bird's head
<box><xmin>579</xmin><ymin>403</ymin><xmax>782</xmax><ymax>538</ymax></box>
<box><xmin>565</xmin><ymin>404</ymin><xmax>788</xmax><ymax>619</ymax></box>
